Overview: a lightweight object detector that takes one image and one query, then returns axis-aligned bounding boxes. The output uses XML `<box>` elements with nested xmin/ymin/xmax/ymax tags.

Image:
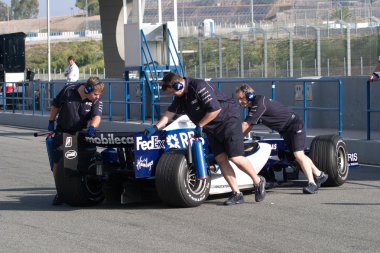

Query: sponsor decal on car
<box><xmin>85</xmin><ymin>133</ymin><xmax>134</xmax><ymax>145</ymax></box>
<box><xmin>135</xmin><ymin>136</ymin><xmax>165</xmax><ymax>150</ymax></box>
<box><xmin>65</xmin><ymin>137</ymin><xmax>72</xmax><ymax>148</ymax></box>
<box><xmin>65</xmin><ymin>150</ymin><xmax>77</xmax><ymax>159</ymax></box>
<box><xmin>136</xmin><ymin>156</ymin><xmax>154</xmax><ymax>171</ymax></box>
<box><xmin>165</xmin><ymin>130</ymin><xmax>205</xmax><ymax>150</ymax></box>
<box><xmin>348</xmin><ymin>152</ymin><xmax>359</xmax><ymax>166</ymax></box>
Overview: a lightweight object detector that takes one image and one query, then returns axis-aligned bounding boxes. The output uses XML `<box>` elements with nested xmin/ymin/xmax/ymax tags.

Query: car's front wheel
<box><xmin>155</xmin><ymin>150</ymin><xmax>210</xmax><ymax>207</ymax></box>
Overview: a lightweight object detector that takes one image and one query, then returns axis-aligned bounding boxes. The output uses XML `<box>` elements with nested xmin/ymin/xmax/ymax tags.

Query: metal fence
<box><xmin>31</xmin><ymin>68</ymin><xmax>106</xmax><ymax>81</ymax></box>
<box><xmin>2</xmin><ymin>76</ymin><xmax>380</xmax><ymax>140</ymax></box>
<box><xmin>179</xmin><ymin>26</ymin><xmax>380</xmax><ymax>80</ymax></box>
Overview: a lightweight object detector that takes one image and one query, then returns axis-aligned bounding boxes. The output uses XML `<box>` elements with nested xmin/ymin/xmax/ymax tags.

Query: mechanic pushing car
<box><xmin>48</xmin><ymin>76</ymin><xmax>104</xmax><ymax>205</ymax></box>
<box><xmin>235</xmin><ymin>84</ymin><xmax>328</xmax><ymax>194</ymax></box>
<box><xmin>144</xmin><ymin>73</ymin><xmax>266</xmax><ymax>205</ymax></box>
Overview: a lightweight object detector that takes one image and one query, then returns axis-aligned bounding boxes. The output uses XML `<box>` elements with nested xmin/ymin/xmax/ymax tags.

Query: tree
<box><xmin>0</xmin><ymin>1</ymin><xmax>10</xmax><ymax>21</ymax></box>
<box><xmin>331</xmin><ymin>7</ymin><xmax>352</xmax><ymax>22</ymax></box>
<box><xmin>76</xmin><ymin>0</ymin><xmax>99</xmax><ymax>16</ymax></box>
<box><xmin>11</xmin><ymin>0</ymin><xmax>39</xmax><ymax>20</ymax></box>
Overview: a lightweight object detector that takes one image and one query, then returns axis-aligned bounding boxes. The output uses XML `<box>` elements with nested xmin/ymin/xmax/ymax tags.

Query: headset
<box><xmin>242</xmin><ymin>86</ymin><xmax>255</xmax><ymax>102</ymax></box>
<box><xmin>171</xmin><ymin>81</ymin><xmax>184</xmax><ymax>91</ymax></box>
<box><xmin>84</xmin><ymin>78</ymin><xmax>101</xmax><ymax>94</ymax></box>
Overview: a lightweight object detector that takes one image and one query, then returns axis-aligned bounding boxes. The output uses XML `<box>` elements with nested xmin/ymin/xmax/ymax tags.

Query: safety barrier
<box><xmin>213</xmin><ymin>78</ymin><xmax>343</xmax><ymax>136</ymax></box>
<box><xmin>0</xmin><ymin>80</ymin><xmax>147</xmax><ymax>123</ymax></box>
<box><xmin>0</xmin><ymin>77</ymin><xmax>346</xmax><ymax>137</ymax></box>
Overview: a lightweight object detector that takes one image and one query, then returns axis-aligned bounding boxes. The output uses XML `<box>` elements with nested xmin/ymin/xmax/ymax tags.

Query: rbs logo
<box><xmin>348</xmin><ymin>153</ymin><xmax>358</xmax><ymax>162</ymax></box>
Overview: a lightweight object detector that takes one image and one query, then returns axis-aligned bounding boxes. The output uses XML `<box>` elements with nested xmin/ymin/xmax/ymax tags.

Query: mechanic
<box><xmin>48</xmin><ymin>76</ymin><xmax>104</xmax><ymax>205</ymax></box>
<box><xmin>235</xmin><ymin>84</ymin><xmax>328</xmax><ymax>194</ymax></box>
<box><xmin>143</xmin><ymin>73</ymin><xmax>266</xmax><ymax>205</ymax></box>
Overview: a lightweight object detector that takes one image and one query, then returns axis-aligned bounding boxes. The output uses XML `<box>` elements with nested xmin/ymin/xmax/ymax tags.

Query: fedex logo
<box><xmin>135</xmin><ymin>136</ymin><xmax>165</xmax><ymax>151</ymax></box>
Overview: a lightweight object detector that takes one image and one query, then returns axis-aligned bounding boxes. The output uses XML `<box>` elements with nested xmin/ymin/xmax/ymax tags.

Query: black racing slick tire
<box><xmin>309</xmin><ymin>135</ymin><xmax>349</xmax><ymax>187</ymax></box>
<box><xmin>155</xmin><ymin>150</ymin><xmax>211</xmax><ymax>208</ymax></box>
<box><xmin>55</xmin><ymin>160</ymin><xmax>105</xmax><ymax>206</ymax></box>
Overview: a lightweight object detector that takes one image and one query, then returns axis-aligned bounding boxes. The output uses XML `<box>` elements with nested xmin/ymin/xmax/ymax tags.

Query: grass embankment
<box><xmin>25</xmin><ymin>40</ymin><xmax>104</xmax><ymax>72</ymax></box>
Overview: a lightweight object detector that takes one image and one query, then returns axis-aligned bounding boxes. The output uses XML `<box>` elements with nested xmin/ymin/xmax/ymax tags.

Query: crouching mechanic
<box><xmin>235</xmin><ymin>84</ymin><xmax>328</xmax><ymax>194</ymax></box>
<box><xmin>144</xmin><ymin>73</ymin><xmax>266</xmax><ymax>205</ymax></box>
<box><xmin>48</xmin><ymin>76</ymin><xmax>104</xmax><ymax>205</ymax></box>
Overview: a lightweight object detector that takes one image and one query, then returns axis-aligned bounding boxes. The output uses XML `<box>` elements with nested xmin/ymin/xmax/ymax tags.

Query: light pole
<box><xmin>7</xmin><ymin>5</ymin><xmax>9</xmax><ymax>32</ymax></box>
<box><xmin>47</xmin><ymin>0</ymin><xmax>51</xmax><ymax>82</ymax></box>
<box><xmin>251</xmin><ymin>0</ymin><xmax>254</xmax><ymax>27</ymax></box>
<box><xmin>85</xmin><ymin>0</ymin><xmax>88</xmax><ymax>31</ymax></box>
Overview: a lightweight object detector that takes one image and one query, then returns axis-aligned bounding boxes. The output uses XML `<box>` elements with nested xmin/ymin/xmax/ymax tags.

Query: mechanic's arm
<box><xmin>198</xmin><ymin>109</ymin><xmax>221</xmax><ymax>128</ymax></box>
<box><xmin>89</xmin><ymin>115</ymin><xmax>101</xmax><ymax>128</ymax></box>
<box><xmin>155</xmin><ymin>111</ymin><xmax>176</xmax><ymax>130</ymax></box>
<box><xmin>369</xmin><ymin>61</ymin><xmax>380</xmax><ymax>81</ymax></box>
<box><xmin>242</xmin><ymin>121</ymin><xmax>253</xmax><ymax>136</ymax></box>
<box><xmin>49</xmin><ymin>105</ymin><xmax>60</xmax><ymax>121</ymax></box>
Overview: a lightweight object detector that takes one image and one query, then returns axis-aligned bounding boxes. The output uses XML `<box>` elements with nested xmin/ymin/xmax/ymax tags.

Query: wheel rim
<box><xmin>186</xmin><ymin>165</ymin><xmax>208</xmax><ymax>195</ymax></box>
<box><xmin>337</xmin><ymin>146</ymin><xmax>348</xmax><ymax>177</ymax></box>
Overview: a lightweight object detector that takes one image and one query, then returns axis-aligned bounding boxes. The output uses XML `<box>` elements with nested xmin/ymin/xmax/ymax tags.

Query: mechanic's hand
<box><xmin>370</xmin><ymin>72</ymin><xmax>380</xmax><ymax>81</ymax></box>
<box><xmin>144</xmin><ymin>126</ymin><xmax>158</xmax><ymax>138</ymax></box>
<box><xmin>194</xmin><ymin>126</ymin><xmax>203</xmax><ymax>138</ymax></box>
<box><xmin>48</xmin><ymin>120</ymin><xmax>55</xmax><ymax>132</ymax></box>
<box><xmin>87</xmin><ymin>126</ymin><xmax>97</xmax><ymax>137</ymax></box>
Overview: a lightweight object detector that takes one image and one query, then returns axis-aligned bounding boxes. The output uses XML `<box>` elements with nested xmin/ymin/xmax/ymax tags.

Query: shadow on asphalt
<box><xmin>0</xmin><ymin>165</ymin><xmax>378</xmax><ymax>211</ymax></box>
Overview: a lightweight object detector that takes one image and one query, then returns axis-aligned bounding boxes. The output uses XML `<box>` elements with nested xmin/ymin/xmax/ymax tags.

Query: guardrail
<box><xmin>212</xmin><ymin>78</ymin><xmax>343</xmax><ymax>136</ymax></box>
<box><xmin>366</xmin><ymin>80</ymin><xmax>380</xmax><ymax>140</ymax></box>
<box><xmin>152</xmin><ymin>77</ymin><xmax>343</xmax><ymax>136</ymax></box>
<box><xmin>0</xmin><ymin>77</ymin><xmax>345</xmax><ymax>137</ymax></box>
<box><xmin>0</xmin><ymin>80</ymin><xmax>148</xmax><ymax>123</ymax></box>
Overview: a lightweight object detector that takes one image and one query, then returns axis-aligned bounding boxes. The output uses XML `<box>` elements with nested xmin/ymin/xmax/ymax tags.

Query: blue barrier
<box><xmin>210</xmin><ymin>78</ymin><xmax>343</xmax><ymax>136</ymax></box>
<box><xmin>0</xmin><ymin>77</ymin><xmax>351</xmax><ymax>138</ymax></box>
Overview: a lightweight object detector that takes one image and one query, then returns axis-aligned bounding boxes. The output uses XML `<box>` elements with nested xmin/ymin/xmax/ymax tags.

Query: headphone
<box><xmin>242</xmin><ymin>87</ymin><xmax>255</xmax><ymax>102</ymax></box>
<box><xmin>84</xmin><ymin>78</ymin><xmax>101</xmax><ymax>94</ymax></box>
<box><xmin>171</xmin><ymin>81</ymin><xmax>184</xmax><ymax>91</ymax></box>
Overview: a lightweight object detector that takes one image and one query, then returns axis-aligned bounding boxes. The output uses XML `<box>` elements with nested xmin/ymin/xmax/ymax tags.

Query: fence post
<box><xmin>303</xmin><ymin>80</ymin><xmax>307</xmax><ymax>131</ymax></box>
<box><xmin>367</xmin><ymin>80</ymin><xmax>371</xmax><ymax>140</ymax></box>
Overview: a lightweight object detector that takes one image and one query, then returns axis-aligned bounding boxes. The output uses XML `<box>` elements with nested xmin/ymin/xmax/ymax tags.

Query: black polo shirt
<box><xmin>167</xmin><ymin>77</ymin><xmax>240</xmax><ymax>133</ymax></box>
<box><xmin>52</xmin><ymin>84</ymin><xmax>103</xmax><ymax>132</ymax></box>
<box><xmin>245</xmin><ymin>95</ymin><xmax>294</xmax><ymax>132</ymax></box>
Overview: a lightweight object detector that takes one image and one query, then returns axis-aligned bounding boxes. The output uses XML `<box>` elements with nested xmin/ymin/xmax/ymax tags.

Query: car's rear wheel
<box><xmin>55</xmin><ymin>160</ymin><xmax>104</xmax><ymax>206</ymax></box>
<box><xmin>55</xmin><ymin>146</ymin><xmax>104</xmax><ymax>206</ymax></box>
<box><xmin>155</xmin><ymin>150</ymin><xmax>210</xmax><ymax>207</ymax></box>
<box><xmin>309</xmin><ymin>135</ymin><xmax>349</xmax><ymax>187</ymax></box>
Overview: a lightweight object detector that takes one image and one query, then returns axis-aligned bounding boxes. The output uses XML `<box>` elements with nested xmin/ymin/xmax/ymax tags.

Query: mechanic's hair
<box><xmin>86</xmin><ymin>76</ymin><xmax>104</xmax><ymax>93</ymax></box>
<box><xmin>68</xmin><ymin>55</ymin><xmax>75</xmax><ymax>62</ymax></box>
<box><xmin>161</xmin><ymin>72</ymin><xmax>184</xmax><ymax>91</ymax></box>
<box><xmin>236</xmin><ymin>84</ymin><xmax>255</xmax><ymax>96</ymax></box>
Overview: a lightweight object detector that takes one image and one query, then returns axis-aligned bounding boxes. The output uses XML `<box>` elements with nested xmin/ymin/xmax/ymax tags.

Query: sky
<box><xmin>3</xmin><ymin>0</ymin><xmax>82</xmax><ymax>18</ymax></box>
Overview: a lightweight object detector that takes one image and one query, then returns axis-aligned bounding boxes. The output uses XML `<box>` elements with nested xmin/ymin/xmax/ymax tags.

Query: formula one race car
<box><xmin>53</xmin><ymin>115</ymin><xmax>351</xmax><ymax>208</ymax></box>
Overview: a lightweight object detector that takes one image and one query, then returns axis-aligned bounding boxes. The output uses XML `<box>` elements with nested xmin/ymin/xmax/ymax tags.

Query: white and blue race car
<box><xmin>53</xmin><ymin>115</ymin><xmax>351</xmax><ymax>208</ymax></box>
